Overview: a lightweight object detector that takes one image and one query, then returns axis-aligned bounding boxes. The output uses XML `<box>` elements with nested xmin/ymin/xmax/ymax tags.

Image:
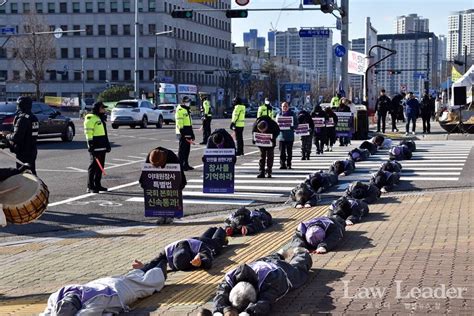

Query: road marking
<box><xmin>188</xmin><ymin>179</ymin><xmax>300</xmax><ymax>184</ymax></box>
<box><xmin>112</xmin><ymin>158</ymin><xmax>136</xmax><ymax>162</ymax></box>
<box><xmin>400</xmin><ymin>177</ymin><xmax>459</xmax><ymax>181</ymax></box>
<box><xmin>37</xmin><ymin>168</ymin><xmax>86</xmax><ymax>173</ymax></box>
<box><xmin>184</xmin><ymin>184</ymin><xmax>293</xmax><ymax>192</ymax></box>
<box><xmin>126</xmin><ymin>197</ymin><xmax>254</xmax><ymax>206</ymax></box>
<box><xmin>182</xmin><ymin>191</ymin><xmax>284</xmax><ymax>198</ymax></box>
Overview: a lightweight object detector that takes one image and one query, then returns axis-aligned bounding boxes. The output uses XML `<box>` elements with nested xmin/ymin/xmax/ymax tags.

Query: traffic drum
<box><xmin>0</xmin><ymin>173</ymin><xmax>49</xmax><ymax>224</ymax></box>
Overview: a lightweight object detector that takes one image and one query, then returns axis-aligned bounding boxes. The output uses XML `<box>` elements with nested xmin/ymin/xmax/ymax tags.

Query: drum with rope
<box><xmin>0</xmin><ymin>173</ymin><xmax>49</xmax><ymax>224</ymax></box>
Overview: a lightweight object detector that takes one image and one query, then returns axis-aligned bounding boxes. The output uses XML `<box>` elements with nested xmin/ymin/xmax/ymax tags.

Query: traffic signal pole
<box><xmin>340</xmin><ymin>0</ymin><xmax>349</xmax><ymax>95</ymax></box>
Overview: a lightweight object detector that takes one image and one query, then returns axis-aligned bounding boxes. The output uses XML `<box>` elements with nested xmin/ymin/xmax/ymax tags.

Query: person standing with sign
<box><xmin>296</xmin><ymin>109</ymin><xmax>314</xmax><ymax>160</ymax></box>
<box><xmin>276</xmin><ymin>102</ymin><xmax>297</xmax><ymax>169</ymax></box>
<box><xmin>175</xmin><ymin>96</ymin><xmax>195</xmax><ymax>171</ymax></box>
<box><xmin>311</xmin><ymin>104</ymin><xmax>328</xmax><ymax>155</ymax></box>
<box><xmin>324</xmin><ymin>106</ymin><xmax>338</xmax><ymax>152</ymax></box>
<box><xmin>199</xmin><ymin>96</ymin><xmax>212</xmax><ymax>145</ymax></box>
<box><xmin>338</xmin><ymin>99</ymin><xmax>352</xmax><ymax>146</ymax></box>
<box><xmin>257</xmin><ymin>97</ymin><xmax>274</xmax><ymax>119</ymax></box>
<box><xmin>230</xmin><ymin>97</ymin><xmax>246</xmax><ymax>156</ymax></box>
<box><xmin>252</xmin><ymin>116</ymin><xmax>280</xmax><ymax>178</ymax></box>
<box><xmin>84</xmin><ymin>101</ymin><xmax>111</xmax><ymax>193</ymax></box>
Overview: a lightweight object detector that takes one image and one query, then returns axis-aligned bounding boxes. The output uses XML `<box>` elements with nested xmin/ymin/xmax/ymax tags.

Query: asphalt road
<box><xmin>1</xmin><ymin>117</ymin><xmax>473</xmax><ymax>241</ymax></box>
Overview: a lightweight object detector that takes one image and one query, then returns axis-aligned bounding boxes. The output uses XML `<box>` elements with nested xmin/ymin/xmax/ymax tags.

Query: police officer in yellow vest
<box><xmin>175</xmin><ymin>96</ymin><xmax>195</xmax><ymax>171</ymax></box>
<box><xmin>199</xmin><ymin>96</ymin><xmax>212</xmax><ymax>145</ymax></box>
<box><xmin>257</xmin><ymin>97</ymin><xmax>274</xmax><ymax>119</ymax></box>
<box><xmin>84</xmin><ymin>102</ymin><xmax>111</xmax><ymax>193</ymax></box>
<box><xmin>230</xmin><ymin>97</ymin><xmax>246</xmax><ymax>156</ymax></box>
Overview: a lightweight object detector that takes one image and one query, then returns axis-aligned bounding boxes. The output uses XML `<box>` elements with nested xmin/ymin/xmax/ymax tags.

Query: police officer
<box><xmin>175</xmin><ymin>96</ymin><xmax>195</xmax><ymax>171</ymax></box>
<box><xmin>84</xmin><ymin>101</ymin><xmax>110</xmax><ymax>193</ymax></box>
<box><xmin>5</xmin><ymin>96</ymin><xmax>39</xmax><ymax>175</ymax></box>
<box><xmin>199</xmin><ymin>96</ymin><xmax>212</xmax><ymax>145</ymax></box>
<box><xmin>230</xmin><ymin>97</ymin><xmax>246</xmax><ymax>156</ymax></box>
<box><xmin>257</xmin><ymin>97</ymin><xmax>273</xmax><ymax>119</ymax></box>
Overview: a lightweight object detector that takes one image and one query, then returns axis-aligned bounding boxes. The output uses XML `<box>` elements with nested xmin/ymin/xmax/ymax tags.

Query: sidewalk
<box><xmin>0</xmin><ymin>189</ymin><xmax>472</xmax><ymax>315</ymax></box>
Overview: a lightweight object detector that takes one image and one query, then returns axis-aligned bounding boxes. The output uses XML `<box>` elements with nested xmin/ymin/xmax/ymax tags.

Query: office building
<box><xmin>243</xmin><ymin>29</ymin><xmax>265</xmax><ymax>51</ymax></box>
<box><xmin>394</xmin><ymin>14</ymin><xmax>429</xmax><ymax>34</ymax></box>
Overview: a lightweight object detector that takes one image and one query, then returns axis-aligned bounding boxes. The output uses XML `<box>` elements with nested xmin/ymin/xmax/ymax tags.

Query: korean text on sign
<box><xmin>294</xmin><ymin>123</ymin><xmax>310</xmax><ymax>136</ymax></box>
<box><xmin>277</xmin><ymin>116</ymin><xmax>294</xmax><ymax>130</ymax></box>
<box><xmin>203</xmin><ymin>148</ymin><xmax>235</xmax><ymax>194</ymax></box>
<box><xmin>253</xmin><ymin>132</ymin><xmax>273</xmax><ymax>147</ymax></box>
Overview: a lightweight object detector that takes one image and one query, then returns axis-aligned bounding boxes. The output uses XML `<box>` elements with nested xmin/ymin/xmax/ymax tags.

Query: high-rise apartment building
<box><xmin>394</xmin><ymin>14</ymin><xmax>429</xmax><ymax>34</ymax></box>
<box><xmin>243</xmin><ymin>29</ymin><xmax>266</xmax><ymax>51</ymax></box>
<box><xmin>447</xmin><ymin>9</ymin><xmax>473</xmax><ymax>63</ymax></box>
<box><xmin>274</xmin><ymin>27</ymin><xmax>333</xmax><ymax>87</ymax></box>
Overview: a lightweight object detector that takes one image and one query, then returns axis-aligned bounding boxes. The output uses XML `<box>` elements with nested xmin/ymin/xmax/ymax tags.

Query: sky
<box><xmin>230</xmin><ymin>0</ymin><xmax>473</xmax><ymax>47</ymax></box>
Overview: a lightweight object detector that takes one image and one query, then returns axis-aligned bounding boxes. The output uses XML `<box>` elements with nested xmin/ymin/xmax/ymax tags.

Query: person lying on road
<box><xmin>344</xmin><ymin>181</ymin><xmax>381</xmax><ymax>204</ymax></box>
<box><xmin>327</xmin><ymin>196</ymin><xmax>369</xmax><ymax>226</ymax></box>
<box><xmin>328</xmin><ymin>159</ymin><xmax>355</xmax><ymax>176</ymax></box>
<box><xmin>224</xmin><ymin>207</ymin><xmax>273</xmax><ymax>237</ymax></box>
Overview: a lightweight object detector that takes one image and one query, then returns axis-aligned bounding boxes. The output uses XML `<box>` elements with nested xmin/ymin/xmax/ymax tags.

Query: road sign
<box><xmin>299</xmin><ymin>28</ymin><xmax>330</xmax><ymax>38</ymax></box>
<box><xmin>161</xmin><ymin>76</ymin><xmax>173</xmax><ymax>83</ymax></box>
<box><xmin>413</xmin><ymin>72</ymin><xmax>426</xmax><ymax>79</ymax></box>
<box><xmin>53</xmin><ymin>27</ymin><xmax>63</xmax><ymax>39</ymax></box>
<box><xmin>335</xmin><ymin>45</ymin><xmax>346</xmax><ymax>57</ymax></box>
<box><xmin>0</xmin><ymin>27</ymin><xmax>15</xmax><ymax>35</ymax></box>
<box><xmin>283</xmin><ymin>83</ymin><xmax>311</xmax><ymax>91</ymax></box>
<box><xmin>235</xmin><ymin>0</ymin><xmax>250</xmax><ymax>5</ymax></box>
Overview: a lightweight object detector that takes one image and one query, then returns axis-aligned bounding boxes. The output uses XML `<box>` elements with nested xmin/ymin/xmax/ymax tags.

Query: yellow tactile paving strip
<box><xmin>133</xmin><ymin>205</ymin><xmax>328</xmax><ymax>310</ymax></box>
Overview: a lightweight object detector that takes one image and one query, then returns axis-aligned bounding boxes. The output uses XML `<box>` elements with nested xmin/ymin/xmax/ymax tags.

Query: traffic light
<box><xmin>225</xmin><ymin>10</ymin><xmax>248</xmax><ymax>18</ymax></box>
<box><xmin>388</xmin><ymin>70</ymin><xmax>402</xmax><ymax>75</ymax></box>
<box><xmin>171</xmin><ymin>10</ymin><xmax>193</xmax><ymax>19</ymax></box>
<box><xmin>313</xmin><ymin>0</ymin><xmax>334</xmax><ymax>14</ymax></box>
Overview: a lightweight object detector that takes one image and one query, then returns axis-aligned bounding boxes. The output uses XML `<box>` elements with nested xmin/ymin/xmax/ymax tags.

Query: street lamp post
<box><xmin>81</xmin><ymin>55</ymin><xmax>85</xmax><ymax>110</ymax></box>
<box><xmin>153</xmin><ymin>30</ymin><xmax>173</xmax><ymax>105</ymax></box>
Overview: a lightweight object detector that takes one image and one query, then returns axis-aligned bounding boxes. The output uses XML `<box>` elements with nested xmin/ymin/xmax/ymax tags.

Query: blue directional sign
<box><xmin>335</xmin><ymin>45</ymin><xmax>346</xmax><ymax>57</ymax></box>
<box><xmin>299</xmin><ymin>29</ymin><xmax>330</xmax><ymax>38</ymax></box>
<box><xmin>284</xmin><ymin>83</ymin><xmax>311</xmax><ymax>91</ymax></box>
<box><xmin>303</xmin><ymin>0</ymin><xmax>316</xmax><ymax>4</ymax></box>
<box><xmin>161</xmin><ymin>76</ymin><xmax>173</xmax><ymax>83</ymax></box>
<box><xmin>0</xmin><ymin>27</ymin><xmax>15</xmax><ymax>35</ymax></box>
<box><xmin>413</xmin><ymin>72</ymin><xmax>426</xmax><ymax>79</ymax></box>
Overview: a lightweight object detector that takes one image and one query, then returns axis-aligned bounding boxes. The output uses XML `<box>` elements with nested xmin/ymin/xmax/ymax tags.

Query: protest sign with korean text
<box><xmin>326</xmin><ymin>117</ymin><xmax>335</xmax><ymax>127</ymax></box>
<box><xmin>141</xmin><ymin>163</ymin><xmax>183</xmax><ymax>218</ymax></box>
<box><xmin>277</xmin><ymin>116</ymin><xmax>294</xmax><ymax>130</ymax></box>
<box><xmin>335</xmin><ymin>112</ymin><xmax>354</xmax><ymax>137</ymax></box>
<box><xmin>253</xmin><ymin>132</ymin><xmax>273</xmax><ymax>147</ymax></box>
<box><xmin>203</xmin><ymin>148</ymin><xmax>235</xmax><ymax>193</ymax></box>
<box><xmin>294</xmin><ymin>123</ymin><xmax>310</xmax><ymax>136</ymax></box>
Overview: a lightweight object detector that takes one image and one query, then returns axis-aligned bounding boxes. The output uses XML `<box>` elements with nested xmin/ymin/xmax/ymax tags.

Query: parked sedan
<box><xmin>111</xmin><ymin>99</ymin><xmax>164</xmax><ymax>129</ymax></box>
<box><xmin>156</xmin><ymin>104</ymin><xmax>177</xmax><ymax>124</ymax></box>
<box><xmin>0</xmin><ymin>102</ymin><xmax>75</xmax><ymax>142</ymax></box>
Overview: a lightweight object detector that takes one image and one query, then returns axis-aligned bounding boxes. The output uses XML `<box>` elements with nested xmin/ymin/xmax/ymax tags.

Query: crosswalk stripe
<box><xmin>126</xmin><ymin>197</ymin><xmax>254</xmax><ymax>206</ymax></box>
<box><xmin>184</xmin><ymin>184</ymin><xmax>293</xmax><ymax>192</ymax></box>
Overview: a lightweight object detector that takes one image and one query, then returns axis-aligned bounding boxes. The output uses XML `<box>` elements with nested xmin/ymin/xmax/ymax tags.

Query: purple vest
<box><xmin>56</xmin><ymin>284</ymin><xmax>118</xmax><ymax>306</ymax></box>
<box><xmin>225</xmin><ymin>261</ymin><xmax>279</xmax><ymax>290</ymax></box>
<box><xmin>165</xmin><ymin>239</ymin><xmax>203</xmax><ymax>270</ymax></box>
<box><xmin>298</xmin><ymin>217</ymin><xmax>333</xmax><ymax>235</ymax></box>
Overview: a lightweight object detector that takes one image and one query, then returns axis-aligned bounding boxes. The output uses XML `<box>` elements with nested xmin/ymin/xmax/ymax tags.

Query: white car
<box><xmin>111</xmin><ymin>99</ymin><xmax>164</xmax><ymax>129</ymax></box>
<box><xmin>156</xmin><ymin>104</ymin><xmax>178</xmax><ymax>125</ymax></box>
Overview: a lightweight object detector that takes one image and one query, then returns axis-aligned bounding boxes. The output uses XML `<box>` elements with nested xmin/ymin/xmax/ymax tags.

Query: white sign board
<box><xmin>348</xmin><ymin>50</ymin><xmax>367</xmax><ymax>76</ymax></box>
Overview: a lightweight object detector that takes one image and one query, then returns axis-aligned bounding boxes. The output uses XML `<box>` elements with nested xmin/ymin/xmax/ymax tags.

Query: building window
<box><xmin>86</xmin><ymin>25</ymin><xmax>93</xmax><ymax>36</ymax></box>
<box><xmin>10</xmin><ymin>3</ymin><xmax>18</xmax><ymax>13</ymax></box>
<box><xmin>23</xmin><ymin>2</ymin><xmax>30</xmax><ymax>13</ymax></box>
<box><xmin>123</xmin><ymin>47</ymin><xmax>131</xmax><ymax>58</ymax></box>
<box><xmin>98</xmin><ymin>25</ymin><xmax>106</xmax><ymax>36</ymax></box>
<box><xmin>48</xmin><ymin>2</ymin><xmax>55</xmax><ymax>13</ymax></box>
<box><xmin>35</xmin><ymin>3</ymin><xmax>43</xmax><ymax>13</ymax></box>
<box><xmin>139</xmin><ymin>24</ymin><xmax>143</xmax><ymax>35</ymax></box>
<box><xmin>87</xmin><ymin>70</ymin><xmax>94</xmax><ymax>81</ymax></box>
<box><xmin>73</xmin><ymin>48</ymin><xmax>81</xmax><ymax>58</ymax></box>
<box><xmin>111</xmin><ymin>1</ymin><xmax>118</xmax><ymax>12</ymax></box>
<box><xmin>59</xmin><ymin>2</ymin><xmax>67</xmax><ymax>13</ymax></box>
<box><xmin>149</xmin><ymin>0</ymin><xmax>156</xmax><ymax>12</ymax></box>
<box><xmin>0</xmin><ymin>48</ymin><xmax>6</xmax><ymax>58</ymax></box>
<box><xmin>111</xmin><ymin>48</ymin><xmax>118</xmax><ymax>58</ymax></box>
<box><xmin>74</xmin><ymin>72</ymin><xmax>81</xmax><ymax>81</ymax></box>
<box><xmin>123</xmin><ymin>25</ymin><xmax>131</xmax><ymax>35</ymax></box>
<box><xmin>73</xmin><ymin>25</ymin><xmax>81</xmax><ymax>36</ymax></box>
<box><xmin>138</xmin><ymin>70</ymin><xmax>143</xmax><ymax>81</ymax></box>
<box><xmin>98</xmin><ymin>48</ymin><xmax>106</xmax><ymax>58</ymax></box>
<box><xmin>148</xmin><ymin>47</ymin><xmax>155</xmax><ymax>58</ymax></box>
<box><xmin>61</xmin><ymin>72</ymin><xmax>68</xmax><ymax>81</ymax></box>
<box><xmin>72</xmin><ymin>2</ymin><xmax>80</xmax><ymax>13</ymax></box>
<box><xmin>148</xmin><ymin>24</ymin><xmax>156</xmax><ymax>35</ymax></box>
<box><xmin>98</xmin><ymin>70</ymin><xmax>106</xmax><ymax>81</ymax></box>
<box><xmin>85</xmin><ymin>2</ymin><xmax>93</xmax><ymax>13</ymax></box>
<box><xmin>111</xmin><ymin>70</ymin><xmax>119</xmax><ymax>81</ymax></box>
<box><xmin>98</xmin><ymin>1</ymin><xmax>105</xmax><ymax>13</ymax></box>
<box><xmin>61</xmin><ymin>48</ymin><xmax>68</xmax><ymax>59</ymax></box>
<box><xmin>12</xmin><ymin>70</ymin><xmax>20</xmax><ymax>80</ymax></box>
<box><xmin>86</xmin><ymin>48</ymin><xmax>94</xmax><ymax>58</ymax></box>
<box><xmin>139</xmin><ymin>48</ymin><xmax>143</xmax><ymax>58</ymax></box>
<box><xmin>138</xmin><ymin>0</ymin><xmax>143</xmax><ymax>12</ymax></box>
<box><xmin>124</xmin><ymin>70</ymin><xmax>131</xmax><ymax>81</ymax></box>
<box><xmin>123</xmin><ymin>0</ymin><xmax>130</xmax><ymax>12</ymax></box>
<box><xmin>49</xmin><ymin>71</ymin><xmax>57</xmax><ymax>81</ymax></box>
<box><xmin>111</xmin><ymin>25</ymin><xmax>118</xmax><ymax>35</ymax></box>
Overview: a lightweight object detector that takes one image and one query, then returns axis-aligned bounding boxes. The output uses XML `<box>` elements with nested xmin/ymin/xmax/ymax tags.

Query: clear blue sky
<box><xmin>231</xmin><ymin>0</ymin><xmax>473</xmax><ymax>47</ymax></box>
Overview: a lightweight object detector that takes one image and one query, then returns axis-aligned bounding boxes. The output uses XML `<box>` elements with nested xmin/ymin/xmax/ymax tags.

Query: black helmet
<box><xmin>17</xmin><ymin>96</ymin><xmax>33</xmax><ymax>113</ymax></box>
<box><xmin>232</xmin><ymin>97</ymin><xmax>242</xmax><ymax>105</ymax></box>
<box><xmin>92</xmin><ymin>101</ymin><xmax>107</xmax><ymax>114</ymax></box>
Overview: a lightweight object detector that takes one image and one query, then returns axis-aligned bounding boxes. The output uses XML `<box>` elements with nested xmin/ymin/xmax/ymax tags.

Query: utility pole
<box><xmin>464</xmin><ymin>45</ymin><xmax>468</xmax><ymax>73</ymax></box>
<box><xmin>340</xmin><ymin>0</ymin><xmax>349</xmax><ymax>95</ymax></box>
<box><xmin>81</xmin><ymin>55</ymin><xmax>85</xmax><ymax>109</ymax></box>
<box><xmin>134</xmin><ymin>0</ymin><xmax>139</xmax><ymax>98</ymax></box>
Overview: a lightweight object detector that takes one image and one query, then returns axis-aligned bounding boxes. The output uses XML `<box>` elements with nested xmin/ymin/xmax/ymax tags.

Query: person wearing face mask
<box><xmin>175</xmin><ymin>96</ymin><xmax>195</xmax><ymax>171</ymax></box>
<box><xmin>84</xmin><ymin>101</ymin><xmax>111</xmax><ymax>193</ymax></box>
<box><xmin>257</xmin><ymin>97</ymin><xmax>274</xmax><ymax>119</ymax></box>
<box><xmin>276</xmin><ymin>102</ymin><xmax>298</xmax><ymax>169</ymax></box>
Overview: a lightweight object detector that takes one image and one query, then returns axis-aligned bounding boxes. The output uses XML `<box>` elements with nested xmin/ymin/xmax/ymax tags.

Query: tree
<box><xmin>260</xmin><ymin>60</ymin><xmax>290</xmax><ymax>102</ymax></box>
<box><xmin>12</xmin><ymin>13</ymin><xmax>56</xmax><ymax>101</ymax></box>
<box><xmin>98</xmin><ymin>86</ymin><xmax>133</xmax><ymax>102</ymax></box>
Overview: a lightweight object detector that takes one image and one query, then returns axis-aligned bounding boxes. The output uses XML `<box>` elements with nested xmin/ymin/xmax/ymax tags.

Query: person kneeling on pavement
<box><xmin>305</xmin><ymin>170</ymin><xmax>338</xmax><ymax>194</ymax></box>
<box><xmin>359</xmin><ymin>140</ymin><xmax>378</xmax><ymax>155</ymax></box>
<box><xmin>399</xmin><ymin>139</ymin><xmax>416</xmax><ymax>152</ymax></box>
<box><xmin>290</xmin><ymin>182</ymin><xmax>319</xmax><ymax>209</ymax></box>
<box><xmin>370</xmin><ymin>170</ymin><xmax>400</xmax><ymax>193</ymax></box>
<box><xmin>147</xmin><ymin>227</ymin><xmax>227</xmax><ymax>271</ymax></box>
<box><xmin>224</xmin><ymin>207</ymin><xmax>273</xmax><ymax>237</ymax></box>
<box><xmin>41</xmin><ymin>258</ymin><xmax>167</xmax><ymax>316</ymax></box>
<box><xmin>344</xmin><ymin>181</ymin><xmax>381</xmax><ymax>204</ymax></box>
<box><xmin>252</xmin><ymin>117</ymin><xmax>280</xmax><ymax>178</ymax></box>
<box><xmin>348</xmin><ymin>148</ymin><xmax>370</xmax><ymax>162</ymax></box>
<box><xmin>0</xmin><ymin>165</ymin><xmax>31</xmax><ymax>227</ymax></box>
<box><xmin>327</xmin><ymin>196</ymin><xmax>369</xmax><ymax>226</ymax></box>
<box><xmin>380</xmin><ymin>160</ymin><xmax>402</xmax><ymax>173</ymax></box>
<box><xmin>287</xmin><ymin>216</ymin><xmax>345</xmax><ymax>254</ymax></box>
<box><xmin>389</xmin><ymin>145</ymin><xmax>412</xmax><ymax>161</ymax></box>
<box><xmin>370</xmin><ymin>135</ymin><xmax>392</xmax><ymax>149</ymax></box>
<box><xmin>328</xmin><ymin>159</ymin><xmax>355</xmax><ymax>176</ymax></box>
<box><xmin>212</xmin><ymin>248</ymin><xmax>312</xmax><ymax>316</ymax></box>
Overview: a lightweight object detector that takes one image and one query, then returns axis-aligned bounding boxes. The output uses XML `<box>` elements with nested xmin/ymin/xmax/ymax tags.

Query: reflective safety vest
<box><xmin>202</xmin><ymin>100</ymin><xmax>212</xmax><ymax>118</ymax></box>
<box><xmin>330</xmin><ymin>96</ymin><xmax>340</xmax><ymax>107</ymax></box>
<box><xmin>84</xmin><ymin>113</ymin><xmax>109</xmax><ymax>152</ymax></box>
<box><xmin>175</xmin><ymin>105</ymin><xmax>193</xmax><ymax>134</ymax></box>
<box><xmin>232</xmin><ymin>104</ymin><xmax>246</xmax><ymax>127</ymax></box>
<box><xmin>257</xmin><ymin>105</ymin><xmax>273</xmax><ymax>119</ymax></box>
